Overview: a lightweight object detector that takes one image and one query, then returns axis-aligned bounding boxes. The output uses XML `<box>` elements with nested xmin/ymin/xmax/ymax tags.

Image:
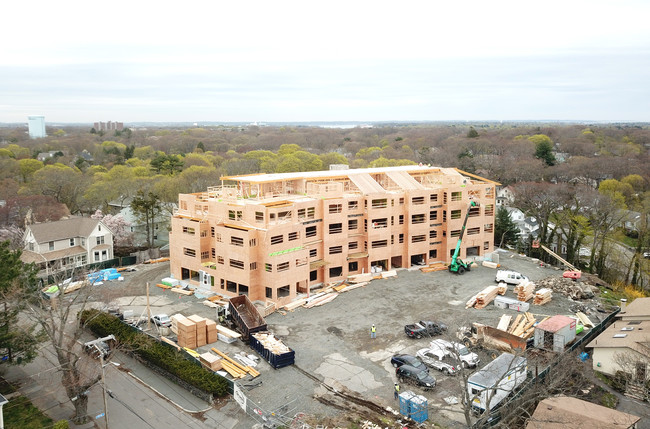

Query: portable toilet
<box><xmin>410</xmin><ymin>394</ymin><xmax>429</xmax><ymax>423</ymax></box>
<box><xmin>398</xmin><ymin>390</ymin><xmax>416</xmax><ymax>417</ymax></box>
<box><xmin>534</xmin><ymin>315</ymin><xmax>577</xmax><ymax>352</ymax></box>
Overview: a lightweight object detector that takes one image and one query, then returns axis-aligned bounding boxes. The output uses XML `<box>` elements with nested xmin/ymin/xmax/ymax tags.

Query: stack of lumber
<box><xmin>576</xmin><ymin>311</ymin><xmax>595</xmax><ymax>328</ymax></box>
<box><xmin>199</xmin><ymin>352</ymin><xmax>223</xmax><ymax>371</ymax></box>
<box><xmin>507</xmin><ymin>312</ymin><xmax>538</xmax><ymax>338</ymax></box>
<box><xmin>465</xmin><ymin>293</ymin><xmax>478</xmax><ymax>309</ymax></box>
<box><xmin>533</xmin><ymin>288</ymin><xmax>552</xmax><ymax>305</ymax></box>
<box><xmin>339</xmin><ymin>281</ymin><xmax>368</xmax><ymax>292</ymax></box>
<box><xmin>420</xmin><ymin>262</ymin><xmax>447</xmax><ymax>273</ymax></box>
<box><xmin>481</xmin><ymin>260</ymin><xmax>500</xmax><ymax>269</ymax></box>
<box><xmin>496</xmin><ymin>314</ymin><xmax>512</xmax><ymax>331</ymax></box>
<box><xmin>497</xmin><ymin>284</ymin><xmax>508</xmax><ymax>295</ymax></box>
<box><xmin>156</xmin><ymin>283</ymin><xmax>172</xmax><ymax>290</ymax></box>
<box><xmin>188</xmin><ymin>315</ymin><xmax>207</xmax><ymax>347</ymax></box>
<box><xmin>206</xmin><ymin>319</ymin><xmax>218</xmax><ymax>344</ymax></box>
<box><xmin>474</xmin><ymin>286</ymin><xmax>500</xmax><ymax>309</ymax></box>
<box><xmin>170</xmin><ymin>314</ymin><xmax>188</xmax><ymax>335</ymax></box>
<box><xmin>216</xmin><ymin>325</ymin><xmax>241</xmax><ymax>343</ymax></box>
<box><xmin>177</xmin><ymin>317</ymin><xmax>197</xmax><ymax>348</ymax></box>
<box><xmin>348</xmin><ymin>273</ymin><xmax>373</xmax><ymax>283</ymax></box>
<box><xmin>515</xmin><ymin>281</ymin><xmax>535</xmax><ymax>302</ymax></box>
<box><xmin>304</xmin><ymin>292</ymin><xmax>338</xmax><ymax>308</ymax></box>
<box><xmin>202</xmin><ymin>300</ymin><xmax>219</xmax><ymax>308</ymax></box>
<box><xmin>211</xmin><ymin>347</ymin><xmax>260</xmax><ymax>378</ymax></box>
<box><xmin>171</xmin><ymin>287</ymin><xmax>194</xmax><ymax>296</ymax></box>
<box><xmin>283</xmin><ymin>298</ymin><xmax>308</xmax><ymax>311</ymax></box>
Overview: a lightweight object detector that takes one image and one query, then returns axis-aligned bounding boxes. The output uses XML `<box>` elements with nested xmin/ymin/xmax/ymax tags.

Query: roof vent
<box><xmin>613</xmin><ymin>334</ymin><xmax>627</xmax><ymax>338</ymax></box>
<box><xmin>621</xmin><ymin>327</ymin><xmax>634</xmax><ymax>331</ymax></box>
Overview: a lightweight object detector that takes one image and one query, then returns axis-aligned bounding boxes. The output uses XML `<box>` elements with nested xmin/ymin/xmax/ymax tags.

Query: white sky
<box><xmin>2</xmin><ymin>0</ymin><xmax>649</xmax><ymax>123</ymax></box>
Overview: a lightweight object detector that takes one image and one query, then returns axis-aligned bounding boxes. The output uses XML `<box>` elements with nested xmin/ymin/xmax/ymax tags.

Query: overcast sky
<box><xmin>2</xmin><ymin>1</ymin><xmax>649</xmax><ymax>124</ymax></box>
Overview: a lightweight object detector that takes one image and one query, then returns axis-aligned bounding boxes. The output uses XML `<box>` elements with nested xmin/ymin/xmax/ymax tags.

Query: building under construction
<box><xmin>169</xmin><ymin>165</ymin><xmax>497</xmax><ymax>305</ymax></box>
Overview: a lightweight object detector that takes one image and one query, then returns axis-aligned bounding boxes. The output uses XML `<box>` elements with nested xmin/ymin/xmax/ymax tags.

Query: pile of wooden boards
<box><xmin>171</xmin><ymin>287</ymin><xmax>194</xmax><ymax>296</ymax></box>
<box><xmin>216</xmin><ymin>325</ymin><xmax>241</xmax><ymax>343</ymax></box>
<box><xmin>533</xmin><ymin>288</ymin><xmax>552</xmax><ymax>305</ymax></box>
<box><xmin>473</xmin><ymin>286</ymin><xmax>500</xmax><ymax>309</ymax></box>
<box><xmin>176</xmin><ymin>316</ymin><xmax>196</xmax><ymax>348</ymax></box>
<box><xmin>515</xmin><ymin>282</ymin><xmax>535</xmax><ymax>302</ymax></box>
<box><xmin>172</xmin><ymin>314</ymin><xmax>220</xmax><ymax>347</ymax></box>
<box><xmin>211</xmin><ymin>347</ymin><xmax>260</xmax><ymax>378</ymax></box>
<box><xmin>304</xmin><ymin>292</ymin><xmax>338</xmax><ymax>308</ymax></box>
<box><xmin>188</xmin><ymin>315</ymin><xmax>207</xmax><ymax>347</ymax></box>
<box><xmin>502</xmin><ymin>312</ymin><xmax>540</xmax><ymax>339</ymax></box>
<box><xmin>420</xmin><ymin>262</ymin><xmax>447</xmax><ymax>273</ymax></box>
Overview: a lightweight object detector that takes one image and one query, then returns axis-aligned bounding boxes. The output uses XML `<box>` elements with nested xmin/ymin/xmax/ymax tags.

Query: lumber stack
<box><xmin>170</xmin><ymin>314</ymin><xmax>188</xmax><ymax>335</ymax></box>
<box><xmin>283</xmin><ymin>298</ymin><xmax>308</xmax><ymax>311</ymax></box>
<box><xmin>216</xmin><ymin>325</ymin><xmax>240</xmax><ymax>343</ymax></box>
<box><xmin>533</xmin><ymin>288</ymin><xmax>552</xmax><ymax>305</ymax></box>
<box><xmin>171</xmin><ymin>287</ymin><xmax>194</xmax><ymax>296</ymax></box>
<box><xmin>304</xmin><ymin>292</ymin><xmax>338</xmax><ymax>308</ymax></box>
<box><xmin>188</xmin><ymin>315</ymin><xmax>207</xmax><ymax>347</ymax></box>
<box><xmin>474</xmin><ymin>286</ymin><xmax>500</xmax><ymax>309</ymax></box>
<box><xmin>420</xmin><ymin>262</ymin><xmax>447</xmax><ymax>273</ymax></box>
<box><xmin>206</xmin><ymin>319</ymin><xmax>218</xmax><ymax>344</ymax></box>
<box><xmin>177</xmin><ymin>318</ymin><xmax>197</xmax><ymax>348</ymax></box>
<box><xmin>515</xmin><ymin>281</ymin><xmax>535</xmax><ymax>302</ymax></box>
<box><xmin>497</xmin><ymin>284</ymin><xmax>508</xmax><ymax>295</ymax></box>
<box><xmin>211</xmin><ymin>347</ymin><xmax>260</xmax><ymax>378</ymax></box>
<box><xmin>496</xmin><ymin>314</ymin><xmax>512</xmax><ymax>331</ymax></box>
<box><xmin>508</xmin><ymin>312</ymin><xmax>537</xmax><ymax>338</ymax></box>
<box><xmin>199</xmin><ymin>352</ymin><xmax>223</xmax><ymax>371</ymax></box>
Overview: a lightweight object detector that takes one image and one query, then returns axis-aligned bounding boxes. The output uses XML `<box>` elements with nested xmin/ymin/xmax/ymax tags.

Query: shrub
<box><xmin>80</xmin><ymin>310</ymin><xmax>228</xmax><ymax>397</ymax></box>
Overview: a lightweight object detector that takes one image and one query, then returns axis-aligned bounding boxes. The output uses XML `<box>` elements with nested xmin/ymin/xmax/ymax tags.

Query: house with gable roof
<box><xmin>21</xmin><ymin>217</ymin><xmax>114</xmax><ymax>275</ymax></box>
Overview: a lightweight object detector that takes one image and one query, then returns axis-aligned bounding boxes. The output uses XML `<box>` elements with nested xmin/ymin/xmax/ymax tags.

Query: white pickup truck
<box><xmin>430</xmin><ymin>339</ymin><xmax>480</xmax><ymax>368</ymax></box>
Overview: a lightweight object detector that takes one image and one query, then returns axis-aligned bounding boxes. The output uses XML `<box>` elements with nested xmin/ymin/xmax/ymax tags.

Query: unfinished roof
<box><xmin>586</xmin><ymin>320</ymin><xmax>650</xmax><ymax>356</ymax></box>
<box><xmin>468</xmin><ymin>352</ymin><xmax>526</xmax><ymax>388</ymax></box>
<box><xmin>27</xmin><ymin>217</ymin><xmax>101</xmax><ymax>243</ymax></box>
<box><xmin>536</xmin><ymin>315</ymin><xmax>575</xmax><ymax>332</ymax></box>
<box><xmin>618</xmin><ymin>297</ymin><xmax>650</xmax><ymax>319</ymax></box>
<box><xmin>526</xmin><ymin>396</ymin><xmax>640</xmax><ymax>429</ymax></box>
<box><xmin>221</xmin><ymin>165</ymin><xmax>494</xmax><ymax>184</ymax></box>
<box><xmin>385</xmin><ymin>170</ymin><xmax>425</xmax><ymax>190</ymax></box>
<box><xmin>348</xmin><ymin>173</ymin><xmax>385</xmax><ymax>194</ymax></box>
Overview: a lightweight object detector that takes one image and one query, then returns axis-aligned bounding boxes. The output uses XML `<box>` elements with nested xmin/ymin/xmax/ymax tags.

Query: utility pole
<box><xmin>99</xmin><ymin>350</ymin><xmax>109</xmax><ymax>429</ymax></box>
<box><xmin>146</xmin><ymin>282</ymin><xmax>151</xmax><ymax>331</ymax></box>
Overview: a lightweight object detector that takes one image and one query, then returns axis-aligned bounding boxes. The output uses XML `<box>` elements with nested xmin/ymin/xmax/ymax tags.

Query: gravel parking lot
<box><xmin>107</xmin><ymin>250</ymin><xmax>599</xmax><ymax>428</ymax></box>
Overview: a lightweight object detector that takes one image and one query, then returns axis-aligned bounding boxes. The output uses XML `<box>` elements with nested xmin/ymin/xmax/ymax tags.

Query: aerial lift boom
<box><xmin>538</xmin><ymin>243</ymin><xmax>581</xmax><ymax>279</ymax></box>
<box><xmin>449</xmin><ymin>201</ymin><xmax>479</xmax><ymax>275</ymax></box>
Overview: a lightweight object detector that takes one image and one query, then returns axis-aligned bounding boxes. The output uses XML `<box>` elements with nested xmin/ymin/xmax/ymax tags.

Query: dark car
<box><xmin>390</xmin><ymin>354</ymin><xmax>428</xmax><ymax>372</ymax></box>
<box><xmin>396</xmin><ymin>365</ymin><xmax>436</xmax><ymax>390</ymax></box>
<box><xmin>404</xmin><ymin>320</ymin><xmax>447</xmax><ymax>338</ymax></box>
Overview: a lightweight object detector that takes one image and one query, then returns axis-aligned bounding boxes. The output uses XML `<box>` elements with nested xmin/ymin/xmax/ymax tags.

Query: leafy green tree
<box><xmin>30</xmin><ymin>164</ymin><xmax>85</xmax><ymax>213</ymax></box>
<box><xmin>0</xmin><ymin>241</ymin><xmax>39</xmax><ymax>365</ymax></box>
<box><xmin>124</xmin><ymin>144</ymin><xmax>135</xmax><ymax>160</ymax></box>
<box><xmin>196</xmin><ymin>141</ymin><xmax>205</xmax><ymax>152</ymax></box>
<box><xmin>319</xmin><ymin>152</ymin><xmax>349</xmax><ymax>169</ymax></box>
<box><xmin>150</xmin><ymin>153</ymin><xmax>183</xmax><ymax>175</ymax></box>
<box><xmin>495</xmin><ymin>206</ymin><xmax>519</xmax><ymax>248</ymax></box>
<box><xmin>529</xmin><ymin>134</ymin><xmax>556</xmax><ymax>166</ymax></box>
<box><xmin>599</xmin><ymin>179</ymin><xmax>633</xmax><ymax>209</ymax></box>
<box><xmin>467</xmin><ymin>127</ymin><xmax>479</xmax><ymax>138</ymax></box>
<box><xmin>90</xmin><ymin>127</ymin><xmax>97</xmax><ymax>134</ymax></box>
<box><xmin>131</xmin><ymin>190</ymin><xmax>162</xmax><ymax>247</ymax></box>
<box><xmin>18</xmin><ymin>158</ymin><xmax>44</xmax><ymax>182</ymax></box>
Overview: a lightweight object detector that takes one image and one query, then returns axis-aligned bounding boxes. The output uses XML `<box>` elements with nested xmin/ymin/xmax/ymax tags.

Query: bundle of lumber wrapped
<box><xmin>533</xmin><ymin>288</ymin><xmax>552</xmax><ymax>305</ymax></box>
<box><xmin>211</xmin><ymin>347</ymin><xmax>260</xmax><ymax>378</ymax></box>
<box><xmin>497</xmin><ymin>284</ymin><xmax>508</xmax><ymax>295</ymax></box>
<box><xmin>216</xmin><ymin>325</ymin><xmax>240</xmax><ymax>343</ymax></box>
<box><xmin>199</xmin><ymin>352</ymin><xmax>223</xmax><ymax>371</ymax></box>
<box><xmin>515</xmin><ymin>281</ymin><xmax>535</xmax><ymax>302</ymax></box>
<box><xmin>206</xmin><ymin>319</ymin><xmax>219</xmax><ymax>344</ymax></box>
<box><xmin>176</xmin><ymin>317</ymin><xmax>196</xmax><ymax>348</ymax></box>
<box><xmin>506</xmin><ymin>312</ymin><xmax>538</xmax><ymax>339</ymax></box>
<box><xmin>188</xmin><ymin>315</ymin><xmax>207</xmax><ymax>347</ymax></box>
<box><xmin>474</xmin><ymin>286</ymin><xmax>500</xmax><ymax>309</ymax></box>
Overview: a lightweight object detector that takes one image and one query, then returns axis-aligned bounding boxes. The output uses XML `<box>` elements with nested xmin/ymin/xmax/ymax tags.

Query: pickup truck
<box><xmin>404</xmin><ymin>321</ymin><xmax>447</xmax><ymax>339</ymax></box>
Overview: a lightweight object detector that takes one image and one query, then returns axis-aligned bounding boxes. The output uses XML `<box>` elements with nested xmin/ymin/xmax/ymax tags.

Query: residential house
<box><xmin>36</xmin><ymin>151</ymin><xmax>59</xmax><ymax>162</ymax></box>
<box><xmin>118</xmin><ymin>206</ymin><xmax>170</xmax><ymax>247</ymax></box>
<box><xmin>21</xmin><ymin>217</ymin><xmax>114</xmax><ymax>276</ymax></box>
<box><xmin>526</xmin><ymin>396</ymin><xmax>640</xmax><ymax>429</ymax></box>
<box><xmin>169</xmin><ymin>165</ymin><xmax>498</xmax><ymax>305</ymax></box>
<box><xmin>496</xmin><ymin>185</ymin><xmax>515</xmax><ymax>207</ymax></box>
<box><xmin>618</xmin><ymin>297</ymin><xmax>650</xmax><ymax>322</ymax></box>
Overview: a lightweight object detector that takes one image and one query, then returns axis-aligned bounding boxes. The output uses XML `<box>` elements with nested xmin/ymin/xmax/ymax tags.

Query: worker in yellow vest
<box><xmin>371</xmin><ymin>324</ymin><xmax>376</xmax><ymax>339</ymax></box>
<box><xmin>394</xmin><ymin>382</ymin><xmax>400</xmax><ymax>400</ymax></box>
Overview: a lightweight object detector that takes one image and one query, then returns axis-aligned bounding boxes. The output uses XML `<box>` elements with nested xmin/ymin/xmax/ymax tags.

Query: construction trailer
<box><xmin>467</xmin><ymin>352</ymin><xmax>527</xmax><ymax>413</ymax></box>
<box><xmin>533</xmin><ymin>315</ymin><xmax>577</xmax><ymax>353</ymax></box>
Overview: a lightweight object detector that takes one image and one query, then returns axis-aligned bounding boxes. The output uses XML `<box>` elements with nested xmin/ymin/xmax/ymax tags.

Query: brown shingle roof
<box><xmin>526</xmin><ymin>396</ymin><xmax>640</xmax><ymax>428</ymax></box>
<box><xmin>619</xmin><ymin>297</ymin><xmax>650</xmax><ymax>319</ymax></box>
<box><xmin>586</xmin><ymin>320</ymin><xmax>650</xmax><ymax>356</ymax></box>
<box><xmin>28</xmin><ymin>217</ymin><xmax>100</xmax><ymax>243</ymax></box>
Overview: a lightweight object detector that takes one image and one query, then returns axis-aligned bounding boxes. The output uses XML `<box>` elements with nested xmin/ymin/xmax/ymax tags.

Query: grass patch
<box><xmin>600</xmin><ymin>392</ymin><xmax>618</xmax><ymax>409</ymax></box>
<box><xmin>0</xmin><ymin>378</ymin><xmax>55</xmax><ymax>429</ymax></box>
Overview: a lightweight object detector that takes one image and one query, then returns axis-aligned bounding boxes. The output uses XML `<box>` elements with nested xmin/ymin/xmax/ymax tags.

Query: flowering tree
<box><xmin>91</xmin><ymin>210</ymin><xmax>133</xmax><ymax>246</ymax></box>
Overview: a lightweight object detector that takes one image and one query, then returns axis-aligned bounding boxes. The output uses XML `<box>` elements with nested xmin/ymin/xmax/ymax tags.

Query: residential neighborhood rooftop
<box><xmin>526</xmin><ymin>395</ymin><xmax>640</xmax><ymax>428</ymax></box>
<box><xmin>585</xmin><ymin>320</ymin><xmax>650</xmax><ymax>354</ymax></box>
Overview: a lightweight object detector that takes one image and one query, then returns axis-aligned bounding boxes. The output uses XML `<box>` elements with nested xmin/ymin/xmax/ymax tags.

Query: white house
<box><xmin>21</xmin><ymin>217</ymin><xmax>114</xmax><ymax>275</ymax></box>
<box><xmin>496</xmin><ymin>186</ymin><xmax>516</xmax><ymax>207</ymax></box>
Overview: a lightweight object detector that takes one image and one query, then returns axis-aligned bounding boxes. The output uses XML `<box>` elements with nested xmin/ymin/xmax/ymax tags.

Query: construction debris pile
<box><xmin>536</xmin><ymin>277</ymin><xmax>600</xmax><ymax>300</ymax></box>
<box><xmin>497</xmin><ymin>312</ymin><xmax>540</xmax><ymax>340</ymax></box>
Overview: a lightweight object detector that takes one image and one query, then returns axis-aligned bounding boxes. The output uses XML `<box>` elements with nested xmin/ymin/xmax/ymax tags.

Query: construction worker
<box><xmin>394</xmin><ymin>382</ymin><xmax>400</xmax><ymax>400</ymax></box>
<box><xmin>371</xmin><ymin>324</ymin><xmax>376</xmax><ymax>339</ymax></box>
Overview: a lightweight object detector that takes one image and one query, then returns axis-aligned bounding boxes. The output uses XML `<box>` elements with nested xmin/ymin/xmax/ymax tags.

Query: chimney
<box><xmin>620</xmin><ymin>298</ymin><xmax>627</xmax><ymax>311</ymax></box>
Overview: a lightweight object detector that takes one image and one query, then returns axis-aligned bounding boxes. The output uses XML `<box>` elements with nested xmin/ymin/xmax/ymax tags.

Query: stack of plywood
<box><xmin>199</xmin><ymin>352</ymin><xmax>222</xmax><ymax>371</ymax></box>
<box><xmin>188</xmin><ymin>315</ymin><xmax>207</xmax><ymax>347</ymax></box>
<box><xmin>474</xmin><ymin>286</ymin><xmax>500</xmax><ymax>309</ymax></box>
<box><xmin>515</xmin><ymin>282</ymin><xmax>535</xmax><ymax>302</ymax></box>
<box><xmin>177</xmin><ymin>318</ymin><xmax>196</xmax><ymax>348</ymax></box>
<box><xmin>216</xmin><ymin>325</ymin><xmax>240</xmax><ymax>343</ymax></box>
<box><xmin>206</xmin><ymin>319</ymin><xmax>218</xmax><ymax>344</ymax></box>
<box><xmin>496</xmin><ymin>314</ymin><xmax>512</xmax><ymax>331</ymax></box>
<box><xmin>420</xmin><ymin>262</ymin><xmax>447</xmax><ymax>273</ymax></box>
<box><xmin>533</xmin><ymin>288</ymin><xmax>552</xmax><ymax>305</ymax></box>
<box><xmin>170</xmin><ymin>314</ymin><xmax>188</xmax><ymax>335</ymax></box>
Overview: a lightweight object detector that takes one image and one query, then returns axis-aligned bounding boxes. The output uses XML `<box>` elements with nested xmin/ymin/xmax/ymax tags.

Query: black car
<box><xmin>396</xmin><ymin>365</ymin><xmax>436</xmax><ymax>390</ymax></box>
<box><xmin>390</xmin><ymin>354</ymin><xmax>428</xmax><ymax>372</ymax></box>
<box><xmin>404</xmin><ymin>320</ymin><xmax>448</xmax><ymax>338</ymax></box>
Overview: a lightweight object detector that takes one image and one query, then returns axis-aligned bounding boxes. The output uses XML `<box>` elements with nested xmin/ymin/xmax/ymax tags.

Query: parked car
<box><xmin>404</xmin><ymin>320</ymin><xmax>447</xmax><ymax>338</ymax></box>
<box><xmin>495</xmin><ymin>270</ymin><xmax>529</xmax><ymax>285</ymax></box>
<box><xmin>151</xmin><ymin>314</ymin><xmax>172</xmax><ymax>327</ymax></box>
<box><xmin>416</xmin><ymin>348</ymin><xmax>459</xmax><ymax>375</ymax></box>
<box><xmin>396</xmin><ymin>365</ymin><xmax>436</xmax><ymax>390</ymax></box>
<box><xmin>430</xmin><ymin>339</ymin><xmax>480</xmax><ymax>368</ymax></box>
<box><xmin>390</xmin><ymin>354</ymin><xmax>428</xmax><ymax>372</ymax></box>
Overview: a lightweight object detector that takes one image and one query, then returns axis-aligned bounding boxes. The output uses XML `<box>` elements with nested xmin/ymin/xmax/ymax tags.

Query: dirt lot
<box><xmin>105</xmin><ymin>251</ymin><xmax>609</xmax><ymax>428</ymax></box>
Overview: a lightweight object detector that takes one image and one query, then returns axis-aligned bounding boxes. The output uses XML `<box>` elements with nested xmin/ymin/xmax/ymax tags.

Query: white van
<box><xmin>495</xmin><ymin>270</ymin><xmax>529</xmax><ymax>285</ymax></box>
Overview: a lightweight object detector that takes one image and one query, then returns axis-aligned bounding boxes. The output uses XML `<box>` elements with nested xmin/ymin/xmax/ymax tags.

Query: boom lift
<box><xmin>535</xmin><ymin>242</ymin><xmax>582</xmax><ymax>279</ymax></box>
<box><xmin>449</xmin><ymin>200</ymin><xmax>479</xmax><ymax>275</ymax></box>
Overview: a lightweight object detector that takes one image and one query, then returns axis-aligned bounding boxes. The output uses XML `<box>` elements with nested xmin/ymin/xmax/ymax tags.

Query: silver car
<box><xmin>416</xmin><ymin>348</ymin><xmax>459</xmax><ymax>375</ymax></box>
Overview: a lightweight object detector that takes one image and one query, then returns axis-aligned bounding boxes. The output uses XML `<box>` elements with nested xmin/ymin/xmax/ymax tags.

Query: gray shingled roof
<box><xmin>28</xmin><ymin>217</ymin><xmax>101</xmax><ymax>243</ymax></box>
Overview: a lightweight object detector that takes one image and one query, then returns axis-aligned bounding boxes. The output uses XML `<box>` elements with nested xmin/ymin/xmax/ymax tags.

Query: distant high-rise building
<box><xmin>27</xmin><ymin>116</ymin><xmax>46</xmax><ymax>139</ymax></box>
<box><xmin>93</xmin><ymin>121</ymin><xmax>124</xmax><ymax>132</ymax></box>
